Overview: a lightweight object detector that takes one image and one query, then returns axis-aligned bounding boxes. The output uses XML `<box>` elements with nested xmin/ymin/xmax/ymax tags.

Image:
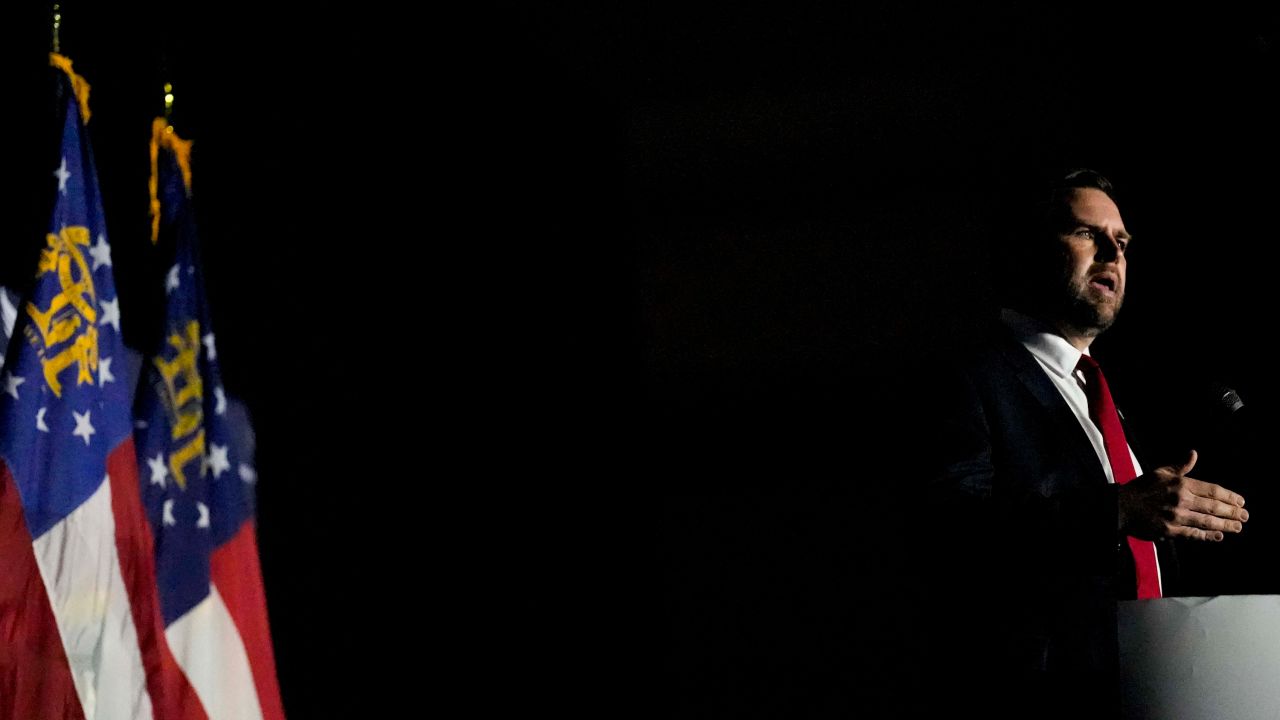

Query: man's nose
<box><xmin>1094</xmin><ymin>233</ymin><xmax>1122</xmax><ymax>261</ymax></box>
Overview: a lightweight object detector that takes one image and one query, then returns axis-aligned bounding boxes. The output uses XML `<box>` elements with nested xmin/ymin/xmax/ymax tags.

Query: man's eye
<box><xmin>1074</xmin><ymin>228</ymin><xmax>1096</xmax><ymax>240</ymax></box>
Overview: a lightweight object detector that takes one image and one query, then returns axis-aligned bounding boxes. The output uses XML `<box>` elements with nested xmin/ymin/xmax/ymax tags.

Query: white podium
<box><xmin>1119</xmin><ymin>595</ymin><xmax>1280</xmax><ymax>720</ymax></box>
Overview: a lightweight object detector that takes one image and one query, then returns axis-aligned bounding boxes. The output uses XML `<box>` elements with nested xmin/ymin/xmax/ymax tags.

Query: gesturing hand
<box><xmin>1118</xmin><ymin>449</ymin><xmax>1249</xmax><ymax>542</ymax></box>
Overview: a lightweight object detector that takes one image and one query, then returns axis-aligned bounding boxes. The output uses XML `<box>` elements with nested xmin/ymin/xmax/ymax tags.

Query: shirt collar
<box><xmin>1000</xmin><ymin>307</ymin><xmax>1090</xmax><ymax>379</ymax></box>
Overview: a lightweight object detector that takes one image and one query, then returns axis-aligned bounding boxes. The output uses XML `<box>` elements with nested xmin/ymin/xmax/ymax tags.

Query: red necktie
<box><xmin>1076</xmin><ymin>354</ymin><xmax>1162</xmax><ymax>599</ymax></box>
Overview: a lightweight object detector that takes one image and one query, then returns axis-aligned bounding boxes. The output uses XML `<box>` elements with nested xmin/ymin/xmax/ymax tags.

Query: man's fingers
<box><xmin>1186</xmin><ymin>478</ymin><xmax>1246</xmax><ymax>508</ymax></box>
<box><xmin>1178</xmin><ymin>448</ymin><xmax>1199</xmax><ymax>476</ymax></box>
<box><xmin>1173</xmin><ymin>509</ymin><xmax>1245</xmax><ymax>534</ymax></box>
<box><xmin>1186</xmin><ymin>494</ymin><xmax>1250</xmax><ymax>522</ymax></box>
<box><xmin>1168</xmin><ymin>524</ymin><xmax>1224</xmax><ymax>542</ymax></box>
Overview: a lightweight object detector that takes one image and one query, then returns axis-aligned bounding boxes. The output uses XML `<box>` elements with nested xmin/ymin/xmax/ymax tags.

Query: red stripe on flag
<box><xmin>211</xmin><ymin>520</ymin><xmax>286</xmax><ymax>720</ymax></box>
<box><xmin>106</xmin><ymin>439</ymin><xmax>210</xmax><ymax>720</ymax></box>
<box><xmin>0</xmin><ymin>461</ymin><xmax>85</xmax><ymax>720</ymax></box>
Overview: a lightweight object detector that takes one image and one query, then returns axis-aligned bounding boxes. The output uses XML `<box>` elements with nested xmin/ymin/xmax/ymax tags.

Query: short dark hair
<box><xmin>1039</xmin><ymin>168</ymin><xmax>1118</xmax><ymax>236</ymax></box>
<box><xmin>992</xmin><ymin>168</ymin><xmax>1122</xmax><ymax>310</ymax></box>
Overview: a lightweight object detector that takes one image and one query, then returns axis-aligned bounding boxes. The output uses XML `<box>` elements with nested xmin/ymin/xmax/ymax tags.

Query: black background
<box><xmin>4</xmin><ymin>3</ymin><xmax>1280</xmax><ymax>717</ymax></box>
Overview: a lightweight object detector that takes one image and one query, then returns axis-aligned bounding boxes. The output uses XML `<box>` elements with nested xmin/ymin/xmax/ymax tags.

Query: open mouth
<box><xmin>1089</xmin><ymin>275</ymin><xmax>1116</xmax><ymax>294</ymax></box>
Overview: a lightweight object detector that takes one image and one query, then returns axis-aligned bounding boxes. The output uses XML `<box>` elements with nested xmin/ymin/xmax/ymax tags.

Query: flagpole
<box><xmin>51</xmin><ymin>3</ymin><xmax>61</xmax><ymax>53</ymax></box>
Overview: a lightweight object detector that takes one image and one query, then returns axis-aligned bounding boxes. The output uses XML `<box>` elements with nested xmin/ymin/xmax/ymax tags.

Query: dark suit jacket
<box><xmin>914</xmin><ymin>323</ymin><xmax>1175</xmax><ymax>717</ymax></box>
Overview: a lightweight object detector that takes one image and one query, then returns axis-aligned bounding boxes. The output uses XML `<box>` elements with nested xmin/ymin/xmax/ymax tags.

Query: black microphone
<box><xmin>1210</xmin><ymin>382</ymin><xmax>1245</xmax><ymax>415</ymax></box>
<box><xmin>1203</xmin><ymin>381</ymin><xmax>1257</xmax><ymax>450</ymax></box>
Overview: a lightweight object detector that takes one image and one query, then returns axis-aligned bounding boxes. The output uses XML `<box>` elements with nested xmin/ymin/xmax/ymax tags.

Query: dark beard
<box><xmin>1065</xmin><ymin>295</ymin><xmax>1116</xmax><ymax>334</ymax></box>
<box><xmin>1057</xmin><ymin>276</ymin><xmax>1121</xmax><ymax>337</ymax></box>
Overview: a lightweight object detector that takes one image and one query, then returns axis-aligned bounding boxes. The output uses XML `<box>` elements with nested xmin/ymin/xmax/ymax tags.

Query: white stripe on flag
<box><xmin>166</xmin><ymin>585</ymin><xmax>266</xmax><ymax>720</ymax></box>
<box><xmin>0</xmin><ymin>285</ymin><xmax>17</xmax><ymax>344</ymax></box>
<box><xmin>32</xmin><ymin>474</ymin><xmax>154</xmax><ymax>720</ymax></box>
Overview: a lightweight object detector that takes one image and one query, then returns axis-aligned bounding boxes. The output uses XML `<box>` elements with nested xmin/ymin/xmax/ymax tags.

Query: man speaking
<box><xmin>918</xmin><ymin>169</ymin><xmax>1250</xmax><ymax>717</ymax></box>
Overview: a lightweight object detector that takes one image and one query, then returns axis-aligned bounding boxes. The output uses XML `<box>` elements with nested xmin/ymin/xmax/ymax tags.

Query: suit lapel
<box><xmin>994</xmin><ymin>330</ymin><xmax>1110</xmax><ymax>485</ymax></box>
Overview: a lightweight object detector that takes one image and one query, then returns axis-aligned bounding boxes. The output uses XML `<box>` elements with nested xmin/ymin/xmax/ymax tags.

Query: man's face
<box><xmin>1050</xmin><ymin>187</ymin><xmax>1131</xmax><ymax>336</ymax></box>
